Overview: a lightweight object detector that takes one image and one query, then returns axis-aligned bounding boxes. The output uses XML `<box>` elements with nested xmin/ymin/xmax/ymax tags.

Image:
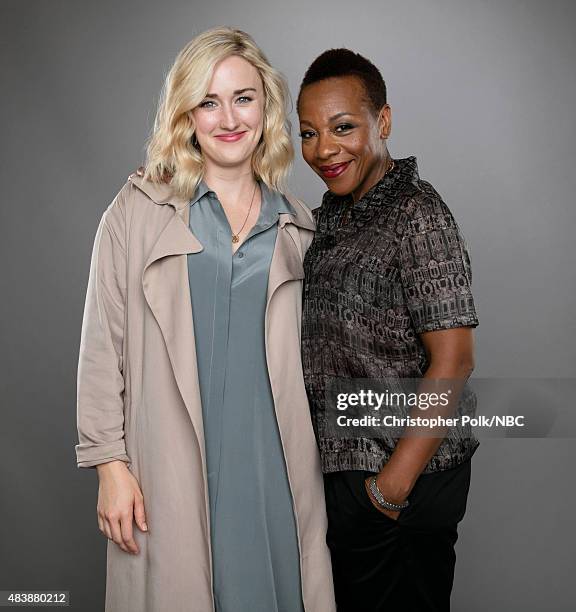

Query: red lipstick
<box><xmin>319</xmin><ymin>161</ymin><xmax>351</xmax><ymax>179</ymax></box>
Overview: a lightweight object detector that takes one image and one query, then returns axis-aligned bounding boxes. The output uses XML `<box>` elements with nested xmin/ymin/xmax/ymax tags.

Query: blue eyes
<box><xmin>198</xmin><ymin>96</ymin><xmax>253</xmax><ymax>109</ymax></box>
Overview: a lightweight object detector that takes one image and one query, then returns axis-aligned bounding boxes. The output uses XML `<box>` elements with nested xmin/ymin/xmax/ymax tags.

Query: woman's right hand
<box><xmin>96</xmin><ymin>461</ymin><xmax>148</xmax><ymax>554</ymax></box>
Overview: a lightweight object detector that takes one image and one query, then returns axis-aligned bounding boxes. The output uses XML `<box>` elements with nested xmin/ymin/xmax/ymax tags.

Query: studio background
<box><xmin>1</xmin><ymin>0</ymin><xmax>575</xmax><ymax>610</ymax></box>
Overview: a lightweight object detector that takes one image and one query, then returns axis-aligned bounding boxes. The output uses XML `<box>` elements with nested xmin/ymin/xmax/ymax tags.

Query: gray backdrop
<box><xmin>1</xmin><ymin>0</ymin><xmax>575</xmax><ymax>610</ymax></box>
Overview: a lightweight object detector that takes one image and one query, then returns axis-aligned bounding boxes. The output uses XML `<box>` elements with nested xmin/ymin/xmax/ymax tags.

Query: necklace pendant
<box><xmin>231</xmin><ymin>234</ymin><xmax>239</xmax><ymax>243</ymax></box>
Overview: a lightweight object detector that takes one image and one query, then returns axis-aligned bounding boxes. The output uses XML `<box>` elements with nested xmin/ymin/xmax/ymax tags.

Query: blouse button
<box><xmin>237</xmin><ymin>252</ymin><xmax>245</xmax><ymax>259</ymax></box>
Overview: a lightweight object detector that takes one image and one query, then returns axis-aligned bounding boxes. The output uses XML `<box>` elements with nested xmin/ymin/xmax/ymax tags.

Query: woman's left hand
<box><xmin>364</xmin><ymin>477</ymin><xmax>402</xmax><ymax>521</ymax></box>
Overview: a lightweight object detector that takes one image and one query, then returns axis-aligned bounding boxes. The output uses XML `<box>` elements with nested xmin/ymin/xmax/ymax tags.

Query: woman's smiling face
<box><xmin>191</xmin><ymin>54</ymin><xmax>264</xmax><ymax>173</ymax></box>
<box><xmin>298</xmin><ymin>75</ymin><xmax>391</xmax><ymax>202</ymax></box>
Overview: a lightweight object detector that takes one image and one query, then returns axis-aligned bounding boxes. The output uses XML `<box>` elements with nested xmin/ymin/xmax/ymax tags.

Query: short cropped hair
<box><xmin>145</xmin><ymin>27</ymin><xmax>293</xmax><ymax>198</ymax></box>
<box><xmin>297</xmin><ymin>48</ymin><xmax>387</xmax><ymax>115</ymax></box>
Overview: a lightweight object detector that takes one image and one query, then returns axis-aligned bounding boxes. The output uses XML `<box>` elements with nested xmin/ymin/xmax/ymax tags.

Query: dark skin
<box><xmin>298</xmin><ymin>75</ymin><xmax>476</xmax><ymax>520</ymax></box>
<box><xmin>298</xmin><ymin>75</ymin><xmax>392</xmax><ymax>203</ymax></box>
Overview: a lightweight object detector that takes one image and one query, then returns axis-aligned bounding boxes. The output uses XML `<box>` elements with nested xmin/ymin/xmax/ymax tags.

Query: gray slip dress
<box><xmin>186</xmin><ymin>180</ymin><xmax>304</xmax><ymax>612</ymax></box>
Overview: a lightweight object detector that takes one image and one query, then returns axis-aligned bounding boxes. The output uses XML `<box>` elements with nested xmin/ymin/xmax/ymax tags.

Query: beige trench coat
<box><xmin>75</xmin><ymin>174</ymin><xmax>336</xmax><ymax>612</ymax></box>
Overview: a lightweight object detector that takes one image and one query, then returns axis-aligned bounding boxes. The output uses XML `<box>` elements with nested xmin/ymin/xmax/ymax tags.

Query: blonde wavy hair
<box><xmin>144</xmin><ymin>27</ymin><xmax>293</xmax><ymax>199</ymax></box>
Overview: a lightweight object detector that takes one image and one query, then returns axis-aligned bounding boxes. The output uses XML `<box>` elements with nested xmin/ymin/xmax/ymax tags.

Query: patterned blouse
<box><xmin>302</xmin><ymin>156</ymin><xmax>480</xmax><ymax>474</ymax></box>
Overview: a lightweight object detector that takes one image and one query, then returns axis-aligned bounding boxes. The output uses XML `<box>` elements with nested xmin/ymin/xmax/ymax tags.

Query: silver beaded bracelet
<box><xmin>368</xmin><ymin>476</ymin><xmax>409</xmax><ymax>511</ymax></box>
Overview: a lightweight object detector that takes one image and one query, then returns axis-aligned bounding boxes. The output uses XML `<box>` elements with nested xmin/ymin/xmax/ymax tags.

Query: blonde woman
<box><xmin>75</xmin><ymin>27</ymin><xmax>335</xmax><ymax>612</ymax></box>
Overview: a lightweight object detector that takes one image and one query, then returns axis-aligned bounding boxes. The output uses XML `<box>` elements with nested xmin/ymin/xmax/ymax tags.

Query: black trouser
<box><xmin>323</xmin><ymin>459</ymin><xmax>472</xmax><ymax>612</ymax></box>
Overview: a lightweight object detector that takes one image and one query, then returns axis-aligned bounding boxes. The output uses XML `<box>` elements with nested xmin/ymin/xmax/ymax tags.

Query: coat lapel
<box><xmin>133</xmin><ymin>175</ymin><xmax>208</xmax><ymax>459</ymax></box>
<box><xmin>267</xmin><ymin>223</ymin><xmax>305</xmax><ymax>304</ymax></box>
<box><xmin>267</xmin><ymin>192</ymin><xmax>315</xmax><ymax>303</ymax></box>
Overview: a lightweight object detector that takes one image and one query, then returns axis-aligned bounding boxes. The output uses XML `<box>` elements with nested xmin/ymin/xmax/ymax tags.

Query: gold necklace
<box><xmin>231</xmin><ymin>182</ymin><xmax>258</xmax><ymax>243</ymax></box>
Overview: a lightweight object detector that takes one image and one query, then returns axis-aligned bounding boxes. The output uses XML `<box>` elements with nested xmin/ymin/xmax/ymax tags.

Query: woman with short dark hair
<box><xmin>298</xmin><ymin>48</ymin><xmax>480</xmax><ymax>611</ymax></box>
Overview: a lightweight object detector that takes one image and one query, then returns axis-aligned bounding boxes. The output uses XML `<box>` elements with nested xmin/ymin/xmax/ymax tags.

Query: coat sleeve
<box><xmin>75</xmin><ymin>186</ymin><xmax>131</xmax><ymax>469</ymax></box>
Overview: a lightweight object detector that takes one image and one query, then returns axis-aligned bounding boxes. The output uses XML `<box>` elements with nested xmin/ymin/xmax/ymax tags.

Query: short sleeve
<box><xmin>399</xmin><ymin>192</ymin><xmax>479</xmax><ymax>334</ymax></box>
